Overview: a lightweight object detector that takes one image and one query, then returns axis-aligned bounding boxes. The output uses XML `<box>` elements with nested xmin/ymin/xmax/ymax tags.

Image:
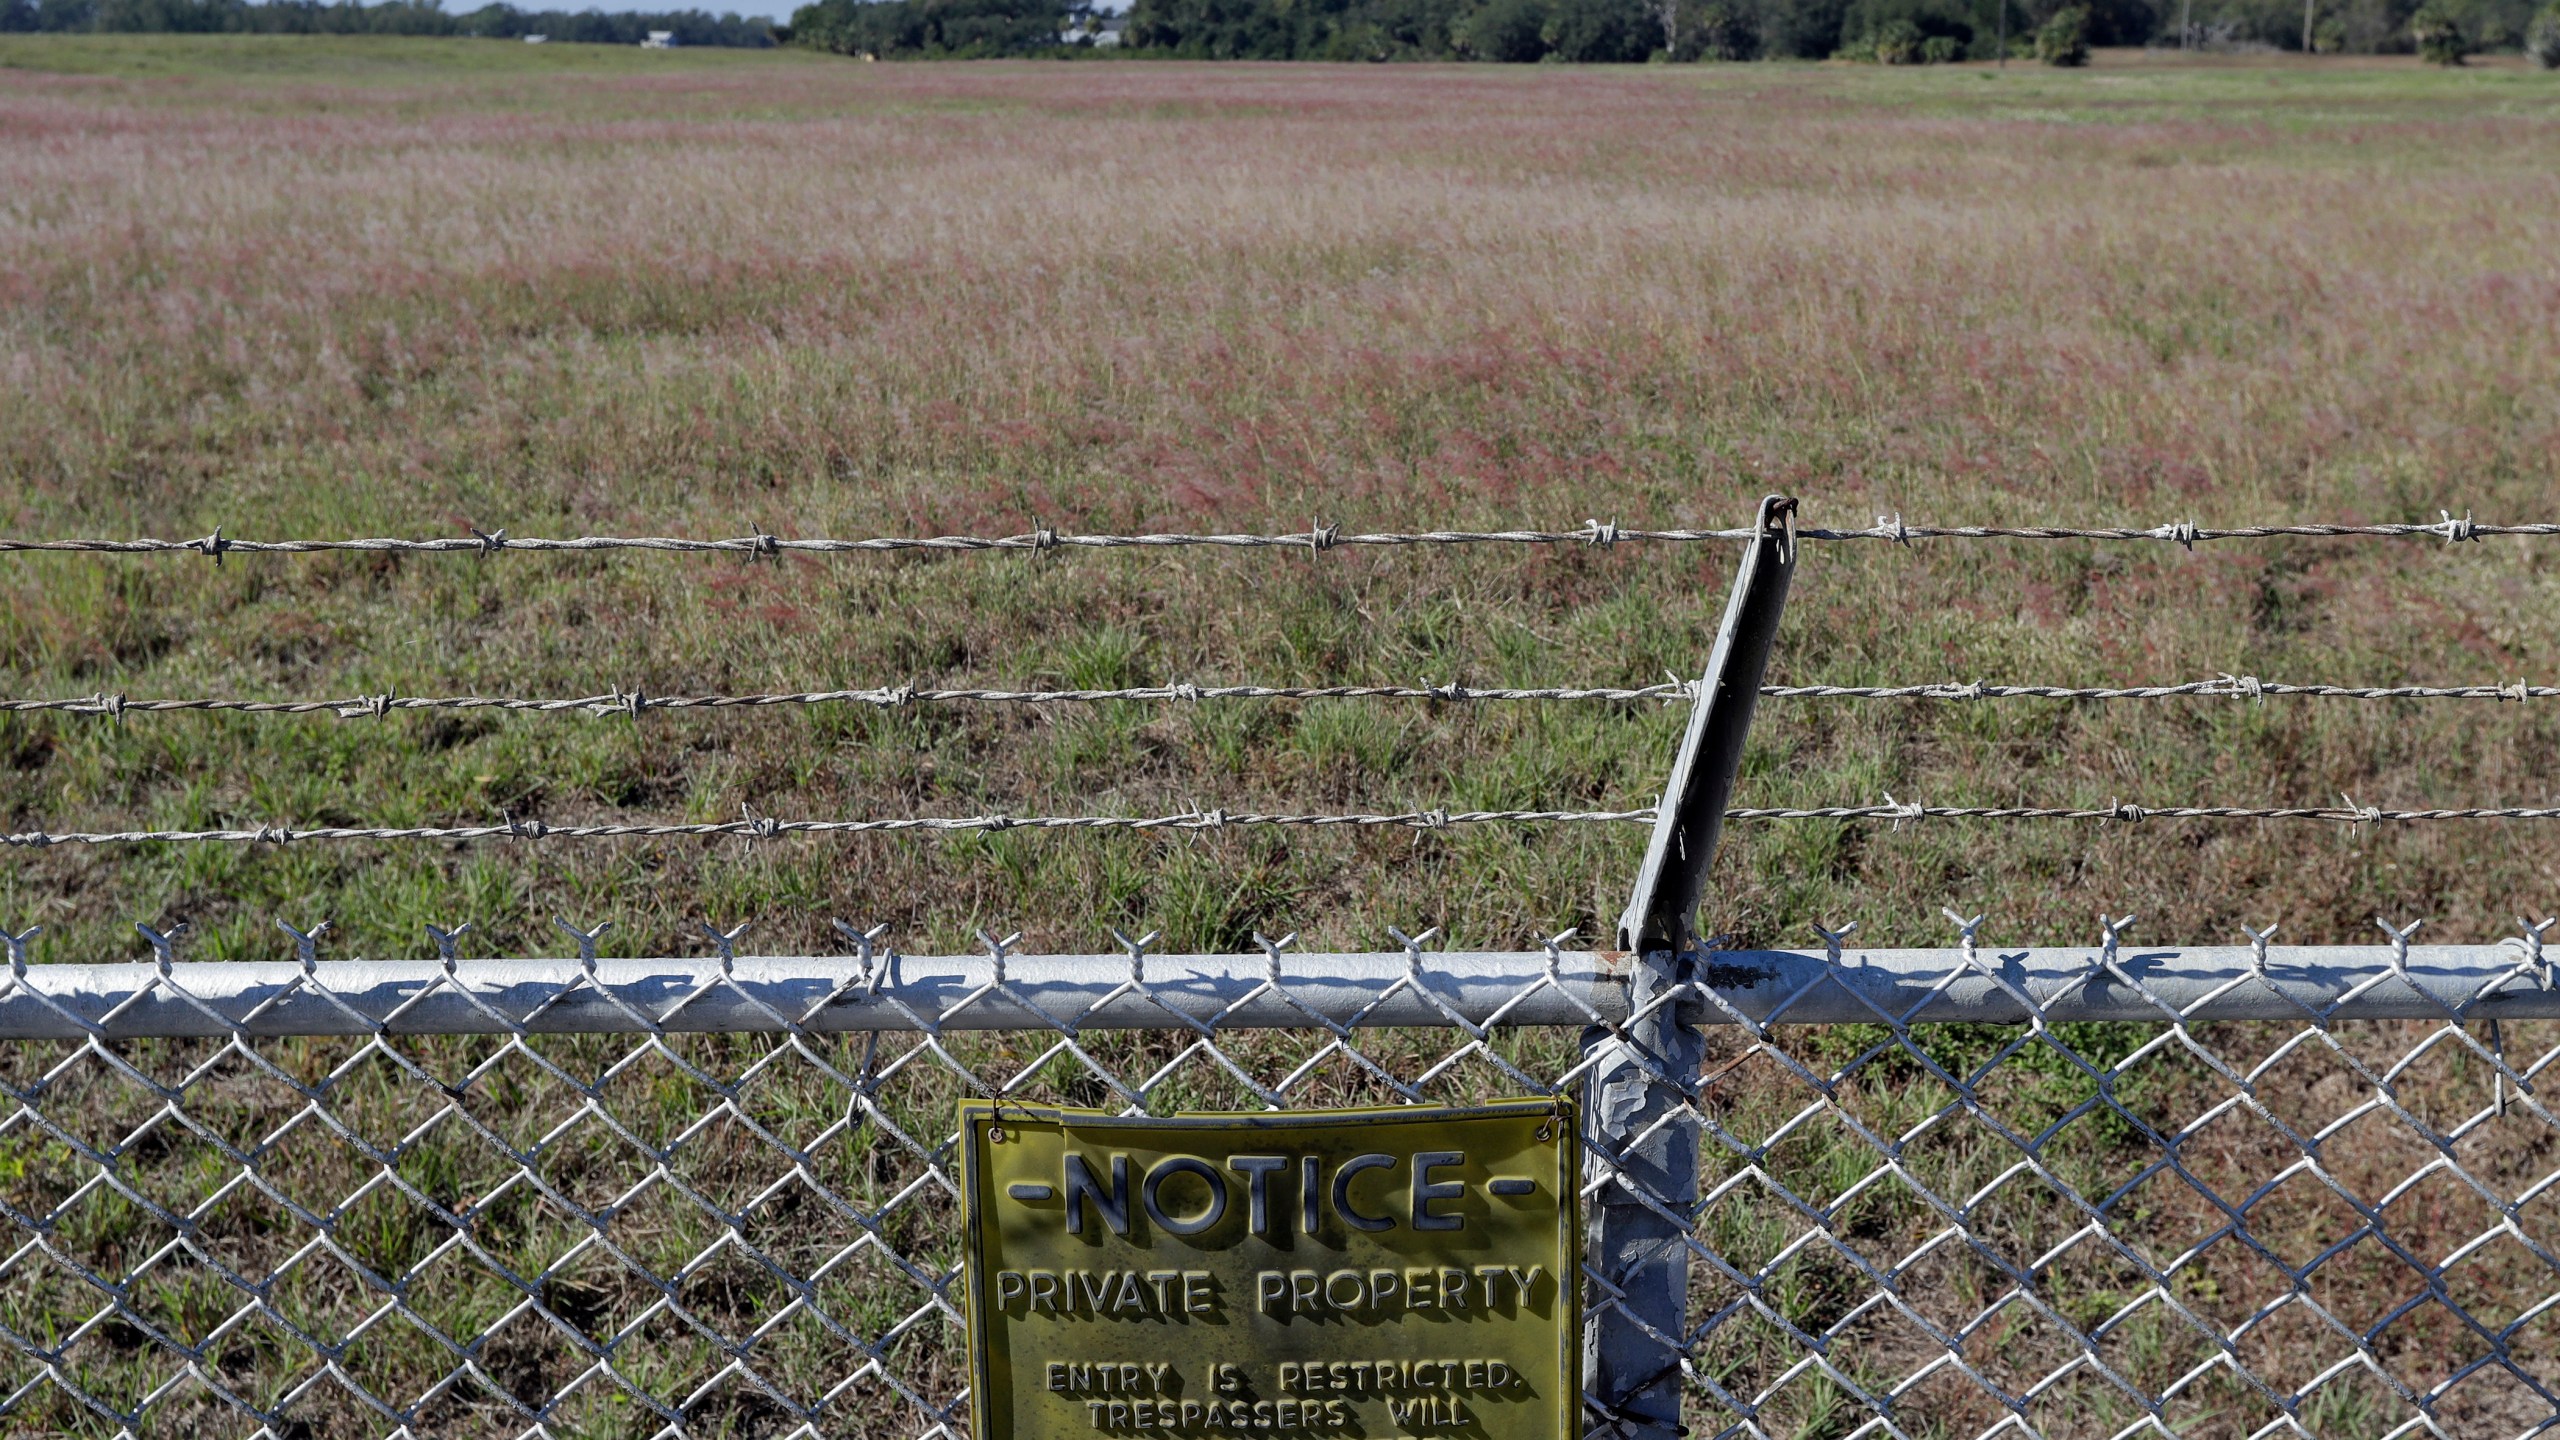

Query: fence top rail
<box><xmin>0</xmin><ymin>512</ymin><xmax>2543</xmax><ymax>561</ymax></box>
<box><xmin>2</xmin><ymin>932</ymin><xmax>2553</xmax><ymax>1038</ymax></box>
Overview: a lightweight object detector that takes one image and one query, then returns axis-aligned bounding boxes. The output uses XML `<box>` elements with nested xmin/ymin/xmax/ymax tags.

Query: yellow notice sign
<box><xmin>960</xmin><ymin>1099</ymin><xmax>1579</xmax><ymax>1440</ymax></box>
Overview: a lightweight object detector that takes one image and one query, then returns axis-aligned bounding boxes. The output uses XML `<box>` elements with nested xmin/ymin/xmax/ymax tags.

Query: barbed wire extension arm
<box><xmin>0</xmin><ymin>511</ymin><xmax>2544</xmax><ymax>561</ymax></box>
<box><xmin>9</xmin><ymin>674</ymin><xmax>2554</xmax><ymax>724</ymax></box>
<box><xmin>13</xmin><ymin>799</ymin><xmax>2560</xmax><ymax>848</ymax></box>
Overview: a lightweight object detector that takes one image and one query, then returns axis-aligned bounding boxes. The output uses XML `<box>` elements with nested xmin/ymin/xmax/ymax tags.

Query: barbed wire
<box><xmin>1764</xmin><ymin>675</ymin><xmax>2560</xmax><ymax>702</ymax></box>
<box><xmin>0</xmin><ymin>808</ymin><xmax>1658</xmax><ymax>848</ymax></box>
<box><xmin>0</xmin><ymin>681</ymin><xmax>1698</xmax><ymax>720</ymax></box>
<box><xmin>13</xmin><ymin>797</ymin><xmax>2560</xmax><ymax>848</ymax></box>
<box><xmin>1728</xmin><ymin>800</ymin><xmax>2560</xmax><ymax>822</ymax></box>
<box><xmin>9</xmin><ymin>674</ymin><xmax>2555</xmax><ymax>723</ymax></box>
<box><xmin>0</xmin><ymin>511</ymin><xmax>2544</xmax><ymax>562</ymax></box>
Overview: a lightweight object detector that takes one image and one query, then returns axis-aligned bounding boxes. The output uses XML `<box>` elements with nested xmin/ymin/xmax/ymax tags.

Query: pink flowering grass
<box><xmin>0</xmin><ymin>49</ymin><xmax>2556</xmax><ymax>959</ymax></box>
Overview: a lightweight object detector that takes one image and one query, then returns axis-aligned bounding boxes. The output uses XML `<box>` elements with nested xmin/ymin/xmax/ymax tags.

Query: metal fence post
<box><xmin>1587</xmin><ymin>496</ymin><xmax>1796</xmax><ymax>1439</ymax></box>
<box><xmin>1582</xmin><ymin>953</ymin><xmax>1708</xmax><ymax>1439</ymax></box>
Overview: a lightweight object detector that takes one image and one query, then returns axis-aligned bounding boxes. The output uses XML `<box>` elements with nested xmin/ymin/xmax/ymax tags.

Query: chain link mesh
<box><xmin>0</xmin><ymin>919</ymin><xmax>2552</xmax><ymax>1439</ymax></box>
<box><xmin>1663</xmin><ymin>919</ymin><xmax>2560</xmax><ymax>1440</ymax></box>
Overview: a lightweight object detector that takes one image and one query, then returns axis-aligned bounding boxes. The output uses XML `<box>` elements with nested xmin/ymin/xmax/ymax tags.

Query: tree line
<box><xmin>0</xmin><ymin>0</ymin><xmax>777</xmax><ymax>44</ymax></box>
<box><xmin>3</xmin><ymin>0</ymin><xmax>2544</xmax><ymax>63</ymax></box>
<box><xmin>788</xmin><ymin>0</ymin><xmax>2556</xmax><ymax>60</ymax></box>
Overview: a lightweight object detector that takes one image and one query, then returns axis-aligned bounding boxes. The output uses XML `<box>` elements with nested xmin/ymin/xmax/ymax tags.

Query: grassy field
<box><xmin>3</xmin><ymin>40</ymin><xmax>2556</xmax><ymax>965</ymax></box>
<box><xmin>0</xmin><ymin>40</ymin><xmax>2556</xmax><ymax>1439</ymax></box>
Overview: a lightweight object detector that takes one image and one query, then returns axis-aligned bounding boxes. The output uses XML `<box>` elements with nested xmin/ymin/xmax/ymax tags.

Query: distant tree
<box><xmin>94</xmin><ymin>0</ymin><xmax>232</xmax><ymax>31</ymax></box>
<box><xmin>2035</xmin><ymin>0</ymin><xmax>2087</xmax><ymax>58</ymax></box>
<box><xmin>1537</xmin><ymin>0</ymin><xmax>1653</xmax><ymax>58</ymax></box>
<box><xmin>21</xmin><ymin>0</ymin><xmax>772</xmax><ymax>40</ymax></box>
<box><xmin>1641</xmin><ymin>0</ymin><xmax>1672</xmax><ymax>49</ymax></box>
<box><xmin>1752</xmin><ymin>0</ymin><xmax>1852</xmax><ymax>53</ymax></box>
<box><xmin>1121</xmin><ymin>0</ymin><xmax>1437</xmax><ymax>57</ymax></box>
<box><xmin>1449</xmin><ymin>0</ymin><xmax>1547</xmax><ymax>55</ymax></box>
<box><xmin>2527</xmin><ymin>0</ymin><xmax>2559</xmax><ymax>61</ymax></box>
<box><xmin>2408</xmin><ymin>0</ymin><xmax>2463</xmax><ymax>57</ymax></box>
<box><xmin>1842</xmin><ymin>0</ymin><xmax>1973</xmax><ymax>54</ymax></box>
<box><xmin>1691</xmin><ymin>0</ymin><xmax>1753</xmax><ymax>51</ymax></box>
<box><xmin>1619</xmin><ymin>0</ymin><xmax>1738</xmax><ymax>54</ymax></box>
<box><xmin>792</xmin><ymin>0</ymin><xmax>1062</xmax><ymax>53</ymax></box>
<box><xmin>1869</xmin><ymin>13</ymin><xmax>1922</xmax><ymax>53</ymax></box>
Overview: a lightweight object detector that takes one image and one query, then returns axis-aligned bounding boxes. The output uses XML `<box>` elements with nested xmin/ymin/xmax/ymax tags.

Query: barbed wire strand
<box><xmin>1729</xmin><ymin>801</ymin><xmax>2560</xmax><ymax>822</ymax></box>
<box><xmin>1765</xmin><ymin>677</ymin><xmax>2560</xmax><ymax>702</ymax></box>
<box><xmin>1</xmin><ymin>809</ymin><xmax>1652</xmax><ymax>847</ymax></box>
<box><xmin>1</xmin><ymin>682</ymin><xmax>1695</xmax><ymax>719</ymax></box>
<box><xmin>7</xmin><ymin>675</ymin><xmax>2554</xmax><ymax>722</ymax></box>
<box><xmin>0</xmin><ymin>512</ymin><xmax>2545</xmax><ymax>560</ymax></box>
<box><xmin>12</xmin><ymin>800</ymin><xmax>2560</xmax><ymax>848</ymax></box>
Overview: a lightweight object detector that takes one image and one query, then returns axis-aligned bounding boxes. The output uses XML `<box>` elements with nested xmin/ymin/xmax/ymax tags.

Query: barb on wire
<box><xmin>13</xmin><ymin>674</ymin><xmax>2557</xmax><ymax>725</ymax></box>
<box><xmin>5</xmin><ymin>516</ymin><xmax>2558</xmax><ymax>560</ymax></box>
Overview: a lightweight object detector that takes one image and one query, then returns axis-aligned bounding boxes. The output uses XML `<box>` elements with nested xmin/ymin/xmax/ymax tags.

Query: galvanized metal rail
<box><xmin>5</xmin><ymin>936</ymin><xmax>2556</xmax><ymax>1039</ymax></box>
<box><xmin>0</xmin><ymin>944</ymin><xmax>1632</xmax><ymax>1039</ymax></box>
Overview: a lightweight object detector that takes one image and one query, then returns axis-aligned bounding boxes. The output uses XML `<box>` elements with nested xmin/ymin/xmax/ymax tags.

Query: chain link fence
<box><xmin>8</xmin><ymin>501</ymin><xmax>2558</xmax><ymax>1437</ymax></box>
<box><xmin>0</xmin><ymin>917</ymin><xmax>2553</xmax><ymax>1440</ymax></box>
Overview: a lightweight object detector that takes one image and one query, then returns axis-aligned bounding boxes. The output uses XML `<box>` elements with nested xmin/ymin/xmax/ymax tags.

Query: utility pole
<box><xmin>2302</xmin><ymin>0</ymin><xmax>2315</xmax><ymax>53</ymax></box>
